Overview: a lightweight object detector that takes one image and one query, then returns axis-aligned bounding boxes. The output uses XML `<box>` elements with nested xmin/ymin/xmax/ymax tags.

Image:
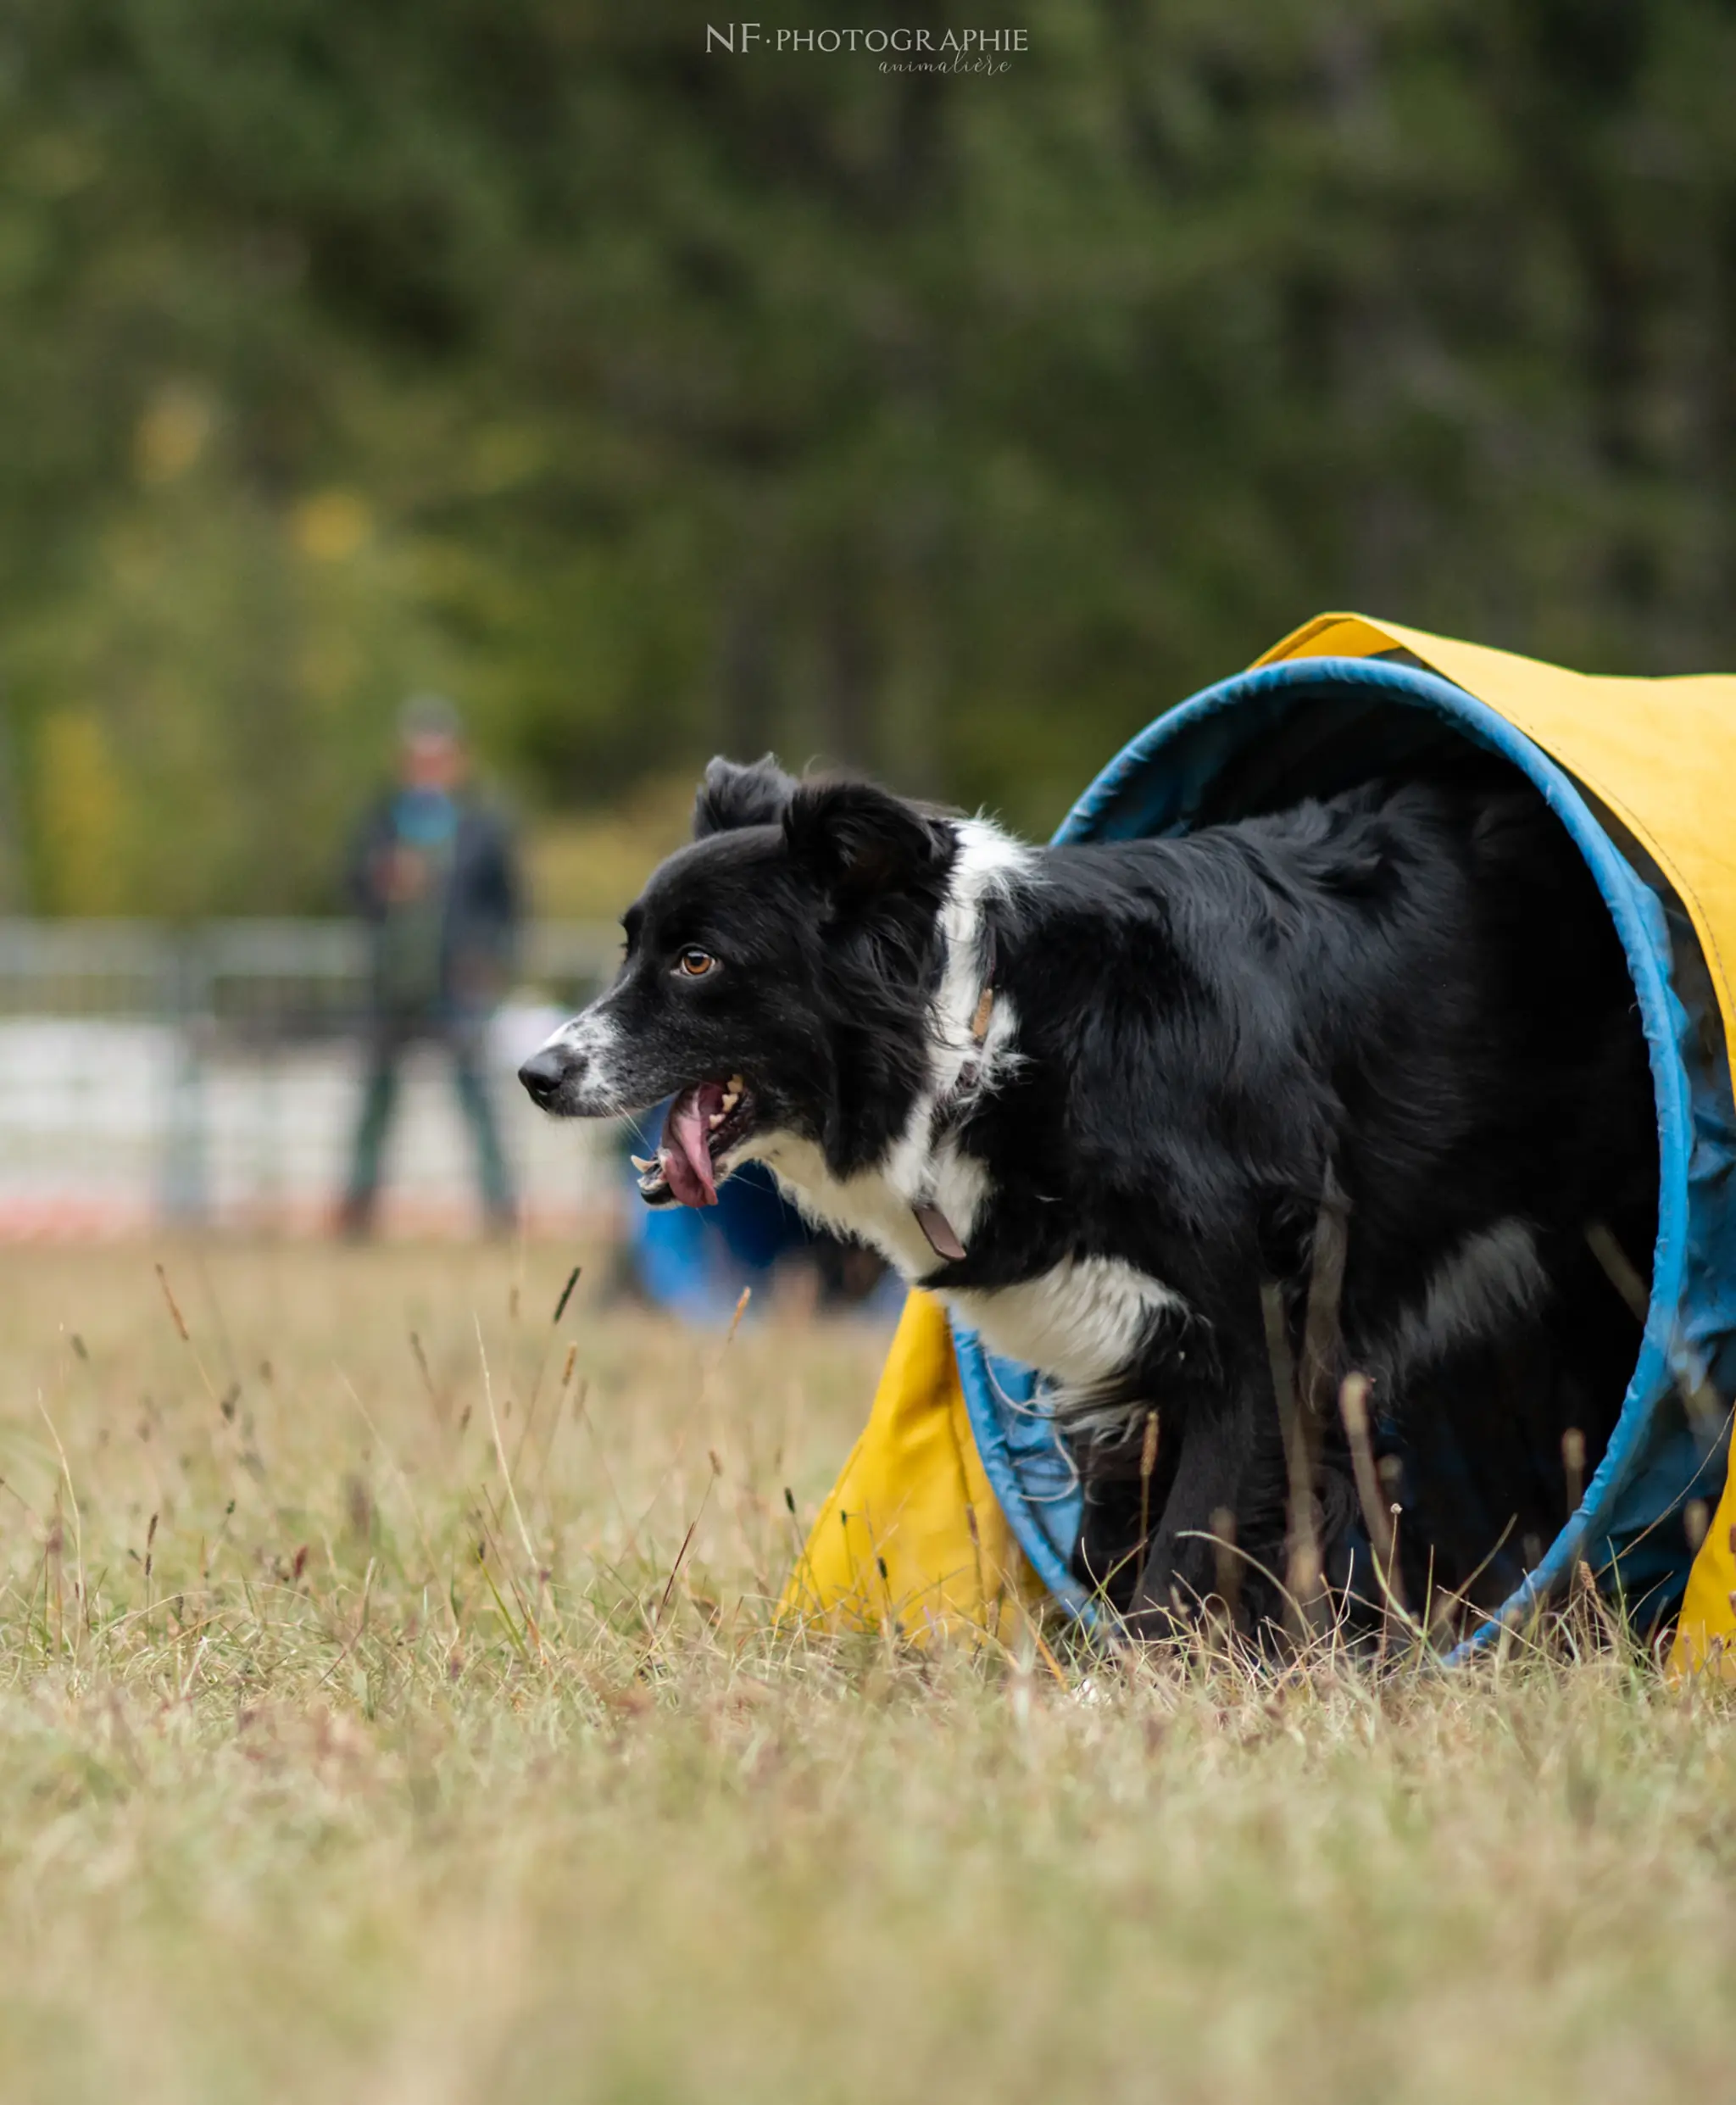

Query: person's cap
<box><xmin>398</xmin><ymin>692</ymin><xmax>464</xmax><ymax>743</ymax></box>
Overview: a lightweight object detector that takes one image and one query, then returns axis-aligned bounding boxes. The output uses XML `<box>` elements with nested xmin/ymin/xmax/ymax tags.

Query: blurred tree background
<box><xmin>1</xmin><ymin>0</ymin><xmax>1733</xmax><ymax>915</ymax></box>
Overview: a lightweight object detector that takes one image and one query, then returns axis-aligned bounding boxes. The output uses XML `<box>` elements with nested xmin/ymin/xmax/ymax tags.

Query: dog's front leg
<box><xmin>1125</xmin><ymin>1362</ymin><xmax>1286</xmax><ymax>1639</ymax></box>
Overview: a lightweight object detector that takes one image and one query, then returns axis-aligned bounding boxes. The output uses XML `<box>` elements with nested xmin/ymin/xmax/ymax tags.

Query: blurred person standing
<box><xmin>338</xmin><ymin>695</ymin><xmax>521</xmax><ymax>1236</ymax></box>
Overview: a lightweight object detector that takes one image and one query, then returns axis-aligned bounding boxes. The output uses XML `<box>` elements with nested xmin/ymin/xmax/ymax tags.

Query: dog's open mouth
<box><xmin>632</xmin><ymin>1075</ymin><xmax>754</xmax><ymax>1208</ymax></box>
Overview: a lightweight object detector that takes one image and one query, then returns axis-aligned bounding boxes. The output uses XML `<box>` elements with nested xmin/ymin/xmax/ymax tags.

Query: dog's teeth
<box><xmin>727</xmin><ymin>1074</ymin><xmax>745</xmax><ymax>1095</ymax></box>
<box><xmin>708</xmin><ymin>1112</ymin><xmax>724</xmax><ymax>1129</ymax></box>
<box><xmin>630</xmin><ymin>1155</ymin><xmax>658</xmax><ymax>1173</ymax></box>
<box><xmin>720</xmin><ymin>1089</ymin><xmax>740</xmax><ymax>1113</ymax></box>
<box><xmin>637</xmin><ymin>1145</ymin><xmax>672</xmax><ymax>1196</ymax></box>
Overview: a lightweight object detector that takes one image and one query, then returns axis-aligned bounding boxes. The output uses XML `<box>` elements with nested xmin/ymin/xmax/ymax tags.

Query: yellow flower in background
<box><xmin>132</xmin><ymin>387</ymin><xmax>214</xmax><ymax>485</ymax></box>
<box><xmin>35</xmin><ymin>707</ymin><xmax>128</xmax><ymax>916</ymax></box>
<box><xmin>292</xmin><ymin>490</ymin><xmax>373</xmax><ymax>563</ymax></box>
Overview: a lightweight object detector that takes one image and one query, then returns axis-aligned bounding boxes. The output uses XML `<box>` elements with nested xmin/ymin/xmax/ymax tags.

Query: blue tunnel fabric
<box><xmin>950</xmin><ymin>656</ymin><xmax>1736</xmax><ymax>1651</ymax></box>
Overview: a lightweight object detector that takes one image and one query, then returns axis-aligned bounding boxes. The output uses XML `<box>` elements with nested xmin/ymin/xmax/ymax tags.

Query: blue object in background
<box><xmin>625</xmin><ymin>1116</ymin><xmax>901</xmax><ymax>1325</ymax></box>
<box><xmin>630</xmin><ymin>1159</ymin><xmax>801</xmax><ymax>1323</ymax></box>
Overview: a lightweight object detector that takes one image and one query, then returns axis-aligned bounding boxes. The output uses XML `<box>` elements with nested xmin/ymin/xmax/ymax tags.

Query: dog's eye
<box><xmin>675</xmin><ymin>947</ymin><xmax>716</xmax><ymax>979</ymax></box>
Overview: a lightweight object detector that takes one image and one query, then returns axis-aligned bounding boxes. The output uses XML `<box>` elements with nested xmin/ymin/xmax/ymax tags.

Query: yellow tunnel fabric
<box><xmin>780</xmin><ymin>613</ymin><xmax>1736</xmax><ymax>1670</ymax></box>
<box><xmin>776</xmin><ymin>1289</ymin><xmax>1030</xmax><ymax>1640</ymax></box>
<box><xmin>1256</xmin><ymin>615</ymin><xmax>1736</xmax><ymax>1071</ymax></box>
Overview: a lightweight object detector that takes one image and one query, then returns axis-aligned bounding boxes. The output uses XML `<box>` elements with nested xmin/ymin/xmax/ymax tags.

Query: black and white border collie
<box><xmin>520</xmin><ymin>755</ymin><xmax>1655</xmax><ymax>1634</ymax></box>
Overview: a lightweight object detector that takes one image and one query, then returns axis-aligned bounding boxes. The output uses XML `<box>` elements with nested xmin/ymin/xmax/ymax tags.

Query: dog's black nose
<box><xmin>518</xmin><ymin>1047</ymin><xmax>570</xmax><ymax>1105</ymax></box>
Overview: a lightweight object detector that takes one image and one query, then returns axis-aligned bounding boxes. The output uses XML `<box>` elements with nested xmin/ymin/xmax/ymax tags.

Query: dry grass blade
<box><xmin>155</xmin><ymin>1258</ymin><xmax>225</xmax><ymax>1411</ymax></box>
<box><xmin>476</xmin><ymin>1314</ymin><xmax>537</xmax><ymax>1569</ymax></box>
<box><xmin>1587</xmin><ymin>1218</ymin><xmax>1725</xmax><ymax>1439</ymax></box>
<box><xmin>36</xmin><ymin>1400</ymin><xmax>87</xmax><ymax>1645</ymax></box>
<box><xmin>1262</xmin><ymin>1281</ymin><xmax>1320</xmax><ymax>1639</ymax></box>
<box><xmin>1338</xmin><ymin>1372</ymin><xmax>1410</xmax><ymax>1623</ymax></box>
<box><xmin>1136</xmin><ymin>1406</ymin><xmax>1160</xmax><ymax>1554</ymax></box>
<box><xmin>154</xmin><ymin>1260</ymin><xmax>192</xmax><ymax>1342</ymax></box>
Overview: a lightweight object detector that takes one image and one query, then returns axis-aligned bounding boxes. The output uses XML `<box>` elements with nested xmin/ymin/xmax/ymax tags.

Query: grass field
<box><xmin>0</xmin><ymin>1240</ymin><xmax>1733</xmax><ymax>2103</ymax></box>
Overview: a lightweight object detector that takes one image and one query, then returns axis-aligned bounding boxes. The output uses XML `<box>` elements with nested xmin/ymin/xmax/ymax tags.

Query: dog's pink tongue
<box><xmin>659</xmin><ymin>1084</ymin><xmax>721</xmax><ymax>1207</ymax></box>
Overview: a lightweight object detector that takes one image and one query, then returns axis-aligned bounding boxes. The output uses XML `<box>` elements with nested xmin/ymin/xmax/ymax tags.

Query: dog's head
<box><xmin>518</xmin><ymin>756</ymin><xmax>956</xmax><ymax>1202</ymax></box>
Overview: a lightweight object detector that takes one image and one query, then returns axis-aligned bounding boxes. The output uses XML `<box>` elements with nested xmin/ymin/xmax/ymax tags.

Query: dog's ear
<box><xmin>783</xmin><ymin>780</ymin><xmax>950</xmax><ymax>904</ymax></box>
<box><xmin>693</xmin><ymin>755</ymin><xmax>799</xmax><ymax>839</ymax></box>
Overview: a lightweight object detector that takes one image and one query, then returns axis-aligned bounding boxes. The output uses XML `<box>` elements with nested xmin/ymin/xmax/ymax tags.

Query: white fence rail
<box><xmin>0</xmin><ymin>920</ymin><xmax>621</xmax><ymax>1237</ymax></box>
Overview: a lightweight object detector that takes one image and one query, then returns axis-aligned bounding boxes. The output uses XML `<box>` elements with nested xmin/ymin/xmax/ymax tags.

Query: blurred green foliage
<box><xmin>1</xmin><ymin>0</ymin><xmax>1734</xmax><ymax>912</ymax></box>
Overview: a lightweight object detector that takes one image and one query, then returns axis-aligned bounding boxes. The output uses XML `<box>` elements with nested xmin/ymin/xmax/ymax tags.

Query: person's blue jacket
<box><xmin>347</xmin><ymin>788</ymin><xmax>522</xmax><ymax>1019</ymax></box>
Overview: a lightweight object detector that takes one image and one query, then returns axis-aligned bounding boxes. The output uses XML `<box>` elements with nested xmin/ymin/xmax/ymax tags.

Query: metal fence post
<box><xmin>160</xmin><ymin>928</ymin><xmax>211</xmax><ymax>1227</ymax></box>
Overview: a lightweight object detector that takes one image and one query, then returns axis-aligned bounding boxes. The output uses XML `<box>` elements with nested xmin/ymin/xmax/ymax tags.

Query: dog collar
<box><xmin>913</xmin><ymin>929</ymin><xmax>996</xmax><ymax>1264</ymax></box>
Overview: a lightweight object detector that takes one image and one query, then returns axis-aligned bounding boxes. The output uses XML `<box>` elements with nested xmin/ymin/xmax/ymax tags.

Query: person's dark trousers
<box><xmin>342</xmin><ymin>1011</ymin><xmax>516</xmax><ymax>1233</ymax></box>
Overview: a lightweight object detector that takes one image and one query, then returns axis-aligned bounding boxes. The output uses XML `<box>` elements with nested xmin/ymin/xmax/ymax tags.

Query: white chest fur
<box><xmin>748</xmin><ymin>1140</ymin><xmax>1180</xmax><ymax>1390</ymax></box>
<box><xmin>743</xmin><ymin>1130</ymin><xmax>959</xmax><ymax>1281</ymax></box>
<box><xmin>949</xmin><ymin>1256</ymin><xmax>1183</xmax><ymax>1386</ymax></box>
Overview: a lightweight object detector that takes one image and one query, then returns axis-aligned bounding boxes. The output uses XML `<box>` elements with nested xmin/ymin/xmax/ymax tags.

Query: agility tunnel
<box><xmin>780</xmin><ymin>612</ymin><xmax>1736</xmax><ymax>1671</ymax></box>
